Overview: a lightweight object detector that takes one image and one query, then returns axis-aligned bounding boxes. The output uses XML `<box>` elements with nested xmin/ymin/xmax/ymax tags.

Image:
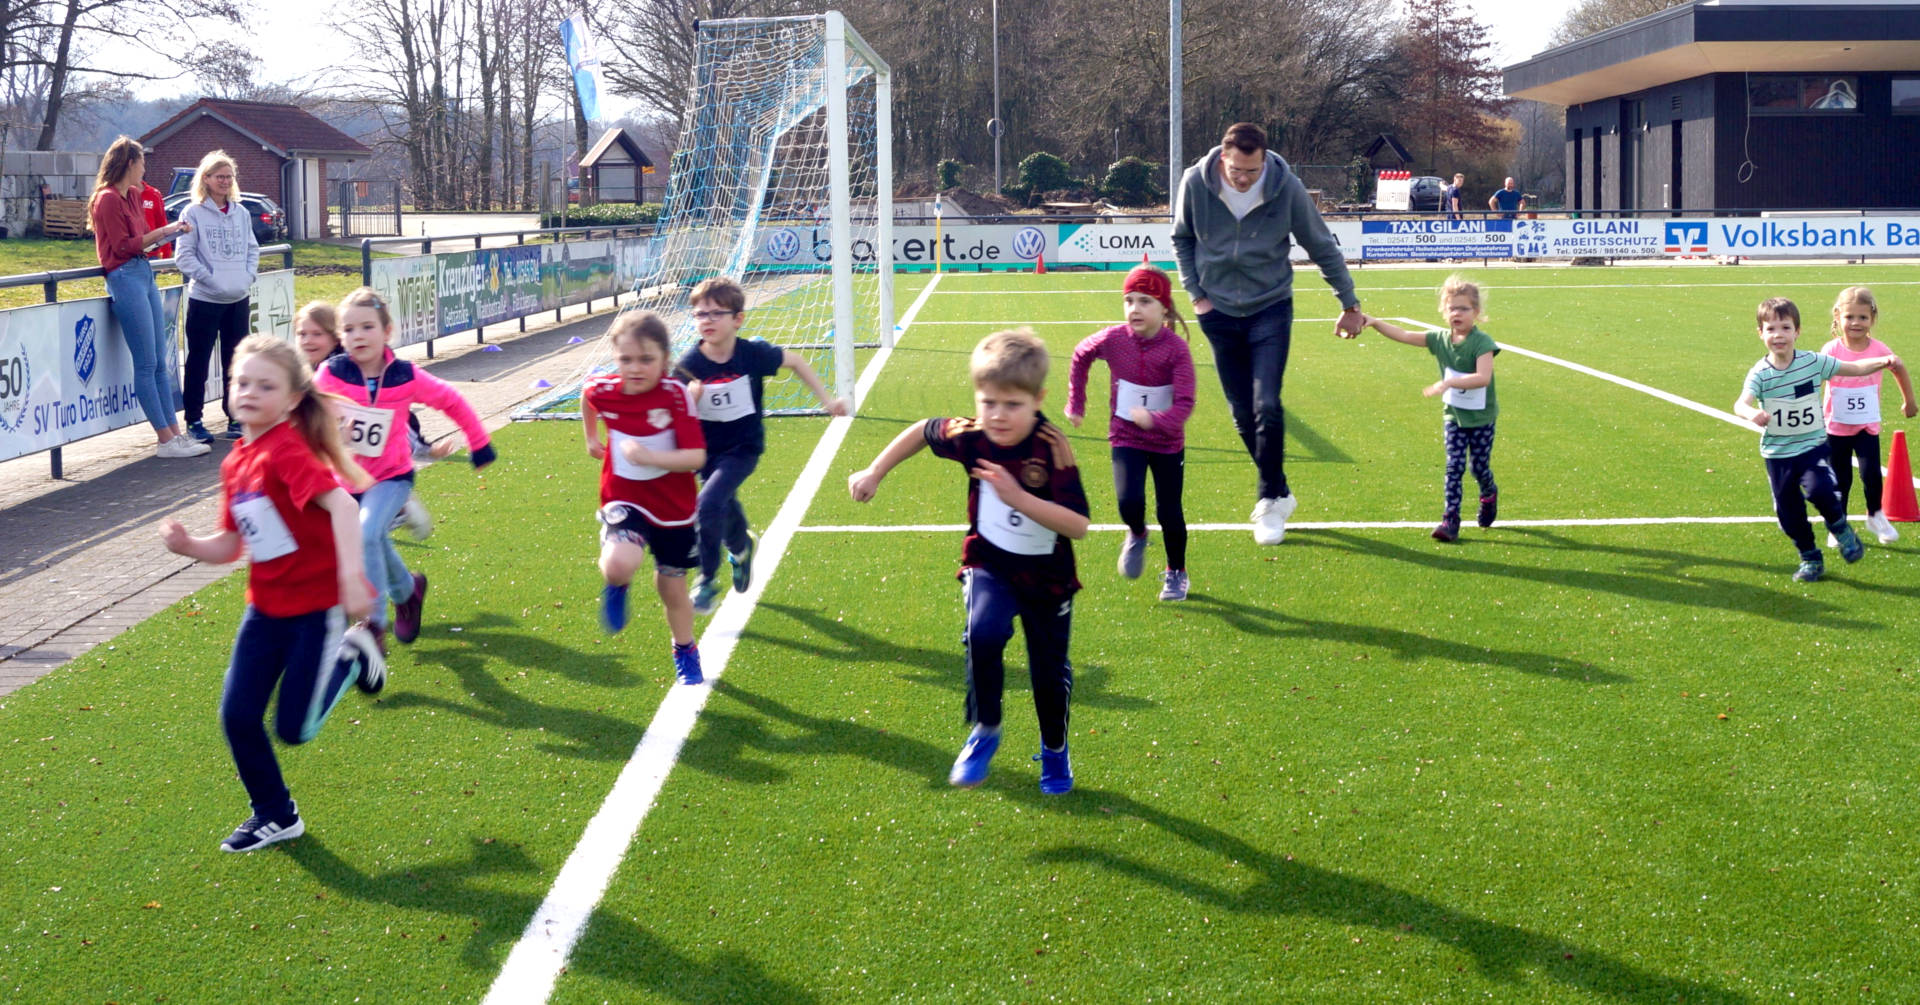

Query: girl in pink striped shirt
<box><xmin>1066</xmin><ymin>264</ymin><xmax>1198</xmax><ymax>601</ymax></box>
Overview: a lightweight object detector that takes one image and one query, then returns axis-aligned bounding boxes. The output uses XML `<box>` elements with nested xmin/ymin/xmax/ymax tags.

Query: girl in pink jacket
<box><xmin>315</xmin><ymin>288</ymin><xmax>496</xmax><ymax>651</ymax></box>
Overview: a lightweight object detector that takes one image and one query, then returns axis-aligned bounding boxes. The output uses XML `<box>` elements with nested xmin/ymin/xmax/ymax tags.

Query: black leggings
<box><xmin>1112</xmin><ymin>445</ymin><xmax>1186</xmax><ymax>571</ymax></box>
<box><xmin>1827</xmin><ymin>431</ymin><xmax>1883</xmax><ymax>516</ymax></box>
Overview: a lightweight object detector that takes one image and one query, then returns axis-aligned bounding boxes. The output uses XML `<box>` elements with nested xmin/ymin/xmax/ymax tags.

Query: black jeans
<box><xmin>183</xmin><ymin>297</ymin><xmax>249</xmax><ymax>426</ymax></box>
<box><xmin>1197</xmin><ymin>297</ymin><xmax>1293</xmax><ymax>500</ymax></box>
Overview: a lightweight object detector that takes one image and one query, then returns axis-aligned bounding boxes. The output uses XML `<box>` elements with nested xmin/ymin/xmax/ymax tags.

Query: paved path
<box><xmin>0</xmin><ymin>302</ymin><xmax>618</xmax><ymax>696</ymax></box>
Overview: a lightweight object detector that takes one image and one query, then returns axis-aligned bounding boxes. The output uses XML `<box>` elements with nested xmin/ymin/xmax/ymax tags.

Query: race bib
<box><xmin>696</xmin><ymin>378</ymin><xmax>756</xmax><ymax>422</ymax></box>
<box><xmin>976</xmin><ymin>481</ymin><xmax>1057</xmax><ymax>556</ymax></box>
<box><xmin>231</xmin><ymin>492</ymin><xmax>297</xmax><ymax>563</ymax></box>
<box><xmin>1113</xmin><ymin>379</ymin><xmax>1173</xmax><ymax>419</ymax></box>
<box><xmin>1830</xmin><ymin>384</ymin><xmax>1881</xmax><ymax>425</ymax></box>
<box><xmin>610</xmin><ymin>427</ymin><xmax>676</xmax><ymax>480</ymax></box>
<box><xmin>337</xmin><ymin>401</ymin><xmax>395</xmax><ymax>458</ymax></box>
<box><xmin>1442</xmin><ymin>368</ymin><xmax>1486</xmax><ymax>410</ymax></box>
<box><xmin>1762</xmin><ymin>393</ymin><xmax>1821</xmax><ymax>438</ymax></box>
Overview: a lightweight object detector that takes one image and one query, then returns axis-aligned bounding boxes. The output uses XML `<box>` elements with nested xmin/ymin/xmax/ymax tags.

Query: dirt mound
<box><xmin>939</xmin><ymin>187</ymin><xmax>1021</xmax><ymax>215</ymax></box>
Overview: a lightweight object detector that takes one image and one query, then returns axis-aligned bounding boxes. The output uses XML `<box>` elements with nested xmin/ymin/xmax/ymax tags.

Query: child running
<box><xmin>674</xmin><ymin>276</ymin><xmax>848</xmax><ymax>615</ymax></box>
<box><xmin>1735</xmin><ymin>296</ymin><xmax>1901</xmax><ymax>582</ymax></box>
<box><xmin>1821</xmin><ymin>286</ymin><xmax>1916</xmax><ymax>545</ymax></box>
<box><xmin>314</xmin><ymin>288</ymin><xmax>494</xmax><ymax>651</ymax></box>
<box><xmin>158</xmin><ymin>335</ymin><xmax>380</xmax><ymax>852</ymax></box>
<box><xmin>848</xmin><ymin>329</ymin><xmax>1090</xmax><ymax>794</ymax></box>
<box><xmin>1064</xmin><ymin>263</ymin><xmax>1197</xmax><ymax>600</ymax></box>
<box><xmin>297</xmin><ymin>300</ymin><xmax>439</xmax><ymax>542</ymax></box>
<box><xmin>583</xmin><ymin>311</ymin><xmax>708</xmax><ymax>684</ymax></box>
<box><xmin>1358</xmin><ymin>276</ymin><xmax>1500</xmax><ymax>542</ymax></box>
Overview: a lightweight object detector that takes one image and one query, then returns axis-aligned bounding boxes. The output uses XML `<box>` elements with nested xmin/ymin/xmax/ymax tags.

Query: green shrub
<box><xmin>541</xmin><ymin>202</ymin><xmax>661</xmax><ymax>229</ymax></box>
<box><xmin>937</xmin><ymin>158</ymin><xmax>967</xmax><ymax>190</ymax></box>
<box><xmin>1099</xmin><ymin>156</ymin><xmax>1165</xmax><ymax>206</ymax></box>
<box><xmin>1016</xmin><ymin>152</ymin><xmax>1073</xmax><ymax>197</ymax></box>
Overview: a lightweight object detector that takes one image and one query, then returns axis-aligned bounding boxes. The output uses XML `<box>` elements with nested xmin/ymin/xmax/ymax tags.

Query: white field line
<box><xmin>482</xmin><ymin>274</ymin><xmax>945</xmax><ymax>1005</ymax></box>
<box><xmin>930</xmin><ymin>279</ymin><xmax>1920</xmax><ymax>295</ymax></box>
<box><xmin>1392</xmin><ymin>318</ymin><xmax>1920</xmax><ymax>491</ymax></box>
<box><xmin>796</xmin><ymin>516</ymin><xmax>1781</xmax><ymax>534</ymax></box>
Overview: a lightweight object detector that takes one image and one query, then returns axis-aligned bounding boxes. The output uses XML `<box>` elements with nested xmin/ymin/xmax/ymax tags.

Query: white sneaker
<box><xmin>1826</xmin><ymin>531</ymin><xmax>1839</xmax><ymax>549</ymax></box>
<box><xmin>1253</xmin><ymin>493</ymin><xmax>1296</xmax><ymax>545</ymax></box>
<box><xmin>397</xmin><ymin>494</ymin><xmax>434</xmax><ymax>541</ymax></box>
<box><xmin>1866</xmin><ymin>512</ymin><xmax>1899</xmax><ymax>544</ymax></box>
<box><xmin>155</xmin><ymin>436</ymin><xmax>210</xmax><ymax>458</ymax></box>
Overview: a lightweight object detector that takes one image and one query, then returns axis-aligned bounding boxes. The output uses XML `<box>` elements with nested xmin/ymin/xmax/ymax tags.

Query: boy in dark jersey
<box><xmin>676</xmin><ymin>276</ymin><xmax>848</xmax><ymax>614</ymax></box>
<box><xmin>848</xmin><ymin>329</ymin><xmax>1090</xmax><ymax>793</ymax></box>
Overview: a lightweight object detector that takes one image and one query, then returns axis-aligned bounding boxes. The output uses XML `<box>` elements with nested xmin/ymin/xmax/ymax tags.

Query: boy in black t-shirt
<box><xmin>675</xmin><ymin>276</ymin><xmax>848</xmax><ymax>614</ymax></box>
<box><xmin>848</xmin><ymin>329</ymin><xmax>1090</xmax><ymax>794</ymax></box>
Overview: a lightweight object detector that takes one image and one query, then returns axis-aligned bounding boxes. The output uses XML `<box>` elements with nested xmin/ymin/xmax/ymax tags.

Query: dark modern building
<box><xmin>1503</xmin><ymin>1</ymin><xmax>1920</xmax><ymax>213</ymax></box>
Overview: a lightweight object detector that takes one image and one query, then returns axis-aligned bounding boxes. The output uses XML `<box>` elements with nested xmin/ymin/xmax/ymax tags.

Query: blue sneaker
<box><xmin>221</xmin><ymin>423</ymin><xmax>244</xmax><ymax>440</ymax></box>
<box><xmin>185</xmin><ymin>421</ymin><xmax>215</xmax><ymax>444</ymax></box>
<box><xmin>690</xmin><ymin>576</ymin><xmax>722</xmax><ymax>616</ymax></box>
<box><xmin>673</xmin><ymin>643</ymin><xmax>703</xmax><ymax>685</ymax></box>
<box><xmin>728</xmin><ymin>531</ymin><xmax>757</xmax><ymax>593</ymax></box>
<box><xmin>1835</xmin><ymin>523</ymin><xmax>1865</xmax><ymax>564</ymax></box>
<box><xmin>1035</xmin><ymin>746</ymin><xmax>1073</xmax><ymax>795</ymax></box>
<box><xmin>1793</xmin><ymin>558</ymin><xmax>1824</xmax><ymax>583</ymax></box>
<box><xmin>220</xmin><ymin>803</ymin><xmax>303</xmax><ymax>852</ymax></box>
<box><xmin>600</xmin><ymin>584</ymin><xmax>628</xmax><ymax>633</ymax></box>
<box><xmin>948</xmin><ymin>730</ymin><xmax>1000</xmax><ymax>787</ymax></box>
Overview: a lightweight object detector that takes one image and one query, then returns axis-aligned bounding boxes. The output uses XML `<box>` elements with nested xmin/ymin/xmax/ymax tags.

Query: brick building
<box><xmin>141</xmin><ymin>99</ymin><xmax>372</xmax><ymax>239</ymax></box>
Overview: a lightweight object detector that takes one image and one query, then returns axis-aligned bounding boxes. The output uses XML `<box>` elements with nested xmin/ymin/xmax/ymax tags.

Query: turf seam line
<box><xmin>482</xmin><ymin>274</ymin><xmax>946</xmax><ymax>1005</ymax></box>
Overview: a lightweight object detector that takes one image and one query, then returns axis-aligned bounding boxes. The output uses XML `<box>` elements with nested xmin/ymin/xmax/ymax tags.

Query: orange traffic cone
<box><xmin>1035</xmin><ymin>249</ymin><xmax>1046</xmax><ymax>275</ymax></box>
<box><xmin>1883</xmin><ymin>429</ymin><xmax>1919</xmax><ymax>522</ymax></box>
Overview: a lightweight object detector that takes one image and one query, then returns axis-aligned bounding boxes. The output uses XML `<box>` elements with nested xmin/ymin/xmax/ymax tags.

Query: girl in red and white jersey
<box><xmin>159</xmin><ymin>335</ymin><xmax>378</xmax><ymax>852</ymax></box>
<box><xmin>582</xmin><ymin>311</ymin><xmax>708</xmax><ymax>685</ymax></box>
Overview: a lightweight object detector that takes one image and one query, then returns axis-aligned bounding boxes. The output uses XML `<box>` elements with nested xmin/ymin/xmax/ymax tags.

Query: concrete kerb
<box><xmin>0</xmin><ymin>302</ymin><xmax>623</xmax><ymax>697</ymax></box>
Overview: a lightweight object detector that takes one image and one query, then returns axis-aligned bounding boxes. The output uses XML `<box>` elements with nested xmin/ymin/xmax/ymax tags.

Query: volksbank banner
<box><xmin>740</xmin><ymin>215</ymin><xmax>1920</xmax><ymax>269</ymax></box>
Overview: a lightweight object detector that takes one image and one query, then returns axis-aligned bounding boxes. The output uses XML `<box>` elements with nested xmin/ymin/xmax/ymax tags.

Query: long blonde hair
<box><xmin>190</xmin><ymin>149</ymin><xmax>238</xmax><ymax>204</ymax></box>
<box><xmin>1831</xmin><ymin>286</ymin><xmax>1878</xmax><ymax>339</ymax></box>
<box><xmin>94</xmin><ymin>136</ymin><xmax>144</xmax><ymax>193</ymax></box>
<box><xmin>232</xmin><ymin>334</ymin><xmax>372</xmax><ymax>491</ymax></box>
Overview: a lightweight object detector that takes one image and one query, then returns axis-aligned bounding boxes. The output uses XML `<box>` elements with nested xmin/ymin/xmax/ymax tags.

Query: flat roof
<box><xmin>1504</xmin><ymin>1</ymin><xmax>1920</xmax><ymax>106</ymax></box>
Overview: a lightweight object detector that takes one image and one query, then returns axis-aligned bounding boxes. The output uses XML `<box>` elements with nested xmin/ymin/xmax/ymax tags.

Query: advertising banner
<box><xmin>541</xmin><ymin>239</ymin><xmax>619</xmax><ymax>310</ymax></box>
<box><xmin>190</xmin><ymin>269</ymin><xmax>298</xmax><ymax>406</ymax></box>
<box><xmin>436</xmin><ymin>246</ymin><xmax>544</xmax><ymax>337</ymax></box>
<box><xmin>1361</xmin><ymin>218</ymin><xmax>1516</xmax><ymax>260</ymax></box>
<box><xmin>1</xmin><ymin>285</ymin><xmax>184</xmax><ymax>462</ymax></box>
<box><xmin>371</xmin><ymin>254</ymin><xmax>439</xmax><ymax>349</ymax></box>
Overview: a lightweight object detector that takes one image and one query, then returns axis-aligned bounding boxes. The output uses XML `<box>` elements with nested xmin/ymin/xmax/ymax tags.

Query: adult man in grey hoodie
<box><xmin>1171</xmin><ymin>122</ymin><xmax>1363</xmax><ymax>545</ymax></box>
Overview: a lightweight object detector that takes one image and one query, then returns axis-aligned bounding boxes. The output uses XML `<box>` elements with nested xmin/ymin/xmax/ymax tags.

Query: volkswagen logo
<box><xmin>1011</xmin><ymin>227</ymin><xmax>1046</xmax><ymax>261</ymax></box>
<box><xmin>767</xmin><ymin>228</ymin><xmax>801</xmax><ymax>262</ymax></box>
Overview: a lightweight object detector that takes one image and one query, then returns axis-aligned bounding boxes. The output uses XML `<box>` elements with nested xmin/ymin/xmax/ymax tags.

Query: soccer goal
<box><xmin>519</xmin><ymin>11</ymin><xmax>893</xmax><ymax>420</ymax></box>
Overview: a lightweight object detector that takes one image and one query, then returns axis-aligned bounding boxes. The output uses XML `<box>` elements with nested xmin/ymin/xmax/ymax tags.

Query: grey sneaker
<box><xmin>1118</xmin><ymin>532</ymin><xmax>1148</xmax><ymax>579</ymax></box>
<box><xmin>690</xmin><ymin>575</ymin><xmax>722</xmax><ymax>615</ymax></box>
<box><xmin>1158</xmin><ymin>568</ymin><xmax>1189</xmax><ymax>602</ymax></box>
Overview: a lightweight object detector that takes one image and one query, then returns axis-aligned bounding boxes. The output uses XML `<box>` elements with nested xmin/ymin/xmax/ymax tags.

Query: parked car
<box><xmin>1408</xmin><ymin>175</ymin><xmax>1446</xmax><ymax>213</ymax></box>
<box><xmin>164</xmin><ymin>190</ymin><xmax>287</xmax><ymax>245</ymax></box>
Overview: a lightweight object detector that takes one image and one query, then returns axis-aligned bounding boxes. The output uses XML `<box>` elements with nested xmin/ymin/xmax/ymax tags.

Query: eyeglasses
<box><xmin>691</xmin><ymin>310</ymin><xmax>738</xmax><ymax>321</ymax></box>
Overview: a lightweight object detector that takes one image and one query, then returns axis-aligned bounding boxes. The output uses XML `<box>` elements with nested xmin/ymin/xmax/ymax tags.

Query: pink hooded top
<box><xmin>315</xmin><ymin>348</ymin><xmax>493</xmax><ymax>483</ymax></box>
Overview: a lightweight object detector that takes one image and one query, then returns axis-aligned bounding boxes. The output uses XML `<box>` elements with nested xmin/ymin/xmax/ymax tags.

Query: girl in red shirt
<box><xmin>159</xmin><ymin>336</ymin><xmax>378</xmax><ymax>852</ymax></box>
<box><xmin>581</xmin><ymin>311</ymin><xmax>708</xmax><ymax>684</ymax></box>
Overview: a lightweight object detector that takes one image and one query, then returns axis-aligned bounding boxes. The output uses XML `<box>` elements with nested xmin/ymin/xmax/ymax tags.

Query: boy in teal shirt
<box><xmin>1735</xmin><ymin>297</ymin><xmax>1900</xmax><ymax>581</ymax></box>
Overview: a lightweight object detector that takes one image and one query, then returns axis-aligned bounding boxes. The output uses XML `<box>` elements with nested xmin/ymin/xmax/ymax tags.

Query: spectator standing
<box><xmin>175</xmin><ymin>150</ymin><xmax>260</xmax><ymax>443</ymax></box>
<box><xmin>1489</xmin><ymin>177</ymin><xmax>1524</xmax><ymax>217</ymax></box>
<box><xmin>1444</xmin><ymin>173</ymin><xmax>1465</xmax><ymax>221</ymax></box>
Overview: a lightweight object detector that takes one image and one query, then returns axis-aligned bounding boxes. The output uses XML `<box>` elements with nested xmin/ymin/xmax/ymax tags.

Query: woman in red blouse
<box><xmin>90</xmin><ymin>136</ymin><xmax>204</xmax><ymax>458</ymax></box>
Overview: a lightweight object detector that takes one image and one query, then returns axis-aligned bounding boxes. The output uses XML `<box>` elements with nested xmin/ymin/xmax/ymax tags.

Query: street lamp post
<box><xmin>992</xmin><ymin>0</ymin><xmax>1002</xmax><ymax>191</ymax></box>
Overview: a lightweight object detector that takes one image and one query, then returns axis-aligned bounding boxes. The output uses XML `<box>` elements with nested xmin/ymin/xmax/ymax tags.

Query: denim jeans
<box><xmin>104</xmin><ymin>257</ymin><xmax>175</xmax><ymax>431</ymax></box>
<box><xmin>357</xmin><ymin>477</ymin><xmax>416</xmax><ymax>627</ymax></box>
<box><xmin>1196</xmin><ymin>297</ymin><xmax>1294</xmax><ymax>500</ymax></box>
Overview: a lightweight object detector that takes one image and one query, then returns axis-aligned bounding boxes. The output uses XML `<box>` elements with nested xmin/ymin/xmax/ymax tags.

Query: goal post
<box><xmin>517</xmin><ymin>10</ymin><xmax>893</xmax><ymax>421</ymax></box>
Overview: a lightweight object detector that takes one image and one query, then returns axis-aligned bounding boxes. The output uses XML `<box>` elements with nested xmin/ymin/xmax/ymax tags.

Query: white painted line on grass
<box><xmin>796</xmin><ymin>516</ymin><xmax>1782</xmax><ymax>533</ymax></box>
<box><xmin>483</xmin><ymin>274</ymin><xmax>945</xmax><ymax>1005</ymax></box>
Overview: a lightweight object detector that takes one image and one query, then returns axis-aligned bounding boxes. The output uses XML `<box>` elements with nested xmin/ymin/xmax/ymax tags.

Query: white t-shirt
<box><xmin>1218</xmin><ymin>165</ymin><xmax>1267</xmax><ymax>220</ymax></box>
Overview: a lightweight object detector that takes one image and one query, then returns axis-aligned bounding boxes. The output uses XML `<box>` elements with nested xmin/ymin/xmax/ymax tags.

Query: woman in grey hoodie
<box><xmin>174</xmin><ymin>149</ymin><xmax>260</xmax><ymax>441</ymax></box>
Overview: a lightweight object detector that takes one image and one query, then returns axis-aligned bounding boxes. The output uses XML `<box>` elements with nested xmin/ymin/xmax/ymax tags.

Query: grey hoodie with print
<box><xmin>173</xmin><ymin>196</ymin><xmax>260</xmax><ymax>305</ymax></box>
<box><xmin>1169</xmin><ymin>145</ymin><xmax>1357</xmax><ymax>318</ymax></box>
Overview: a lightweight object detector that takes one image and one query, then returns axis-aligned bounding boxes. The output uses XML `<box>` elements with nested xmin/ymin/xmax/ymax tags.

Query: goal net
<box><xmin>518</xmin><ymin>11</ymin><xmax>894</xmax><ymax>420</ymax></box>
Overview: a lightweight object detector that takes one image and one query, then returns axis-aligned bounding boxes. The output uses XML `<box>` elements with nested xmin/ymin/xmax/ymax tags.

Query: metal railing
<box><xmin>0</xmin><ymin>245</ymin><xmax>295</xmax><ymax>478</ymax></box>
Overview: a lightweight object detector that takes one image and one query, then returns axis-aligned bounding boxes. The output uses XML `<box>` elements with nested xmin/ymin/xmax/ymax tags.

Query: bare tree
<box><xmin>1552</xmin><ymin>0</ymin><xmax>1687</xmax><ymax>46</ymax></box>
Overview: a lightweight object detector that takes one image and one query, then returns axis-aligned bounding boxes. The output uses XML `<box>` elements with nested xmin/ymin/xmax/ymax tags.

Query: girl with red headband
<box><xmin>1066</xmin><ymin>264</ymin><xmax>1198</xmax><ymax>600</ymax></box>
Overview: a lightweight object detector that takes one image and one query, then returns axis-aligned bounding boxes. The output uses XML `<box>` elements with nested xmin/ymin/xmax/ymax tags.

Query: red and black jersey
<box><xmin>923</xmin><ymin>414</ymin><xmax>1089</xmax><ymax>601</ymax></box>
<box><xmin>584</xmin><ymin>375</ymin><xmax>705</xmax><ymax>526</ymax></box>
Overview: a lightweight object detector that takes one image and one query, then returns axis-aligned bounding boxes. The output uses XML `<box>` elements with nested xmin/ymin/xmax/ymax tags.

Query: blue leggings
<box><xmin>695</xmin><ymin>450</ymin><xmax>760</xmax><ymax>581</ymax></box>
<box><xmin>1443</xmin><ymin>421</ymin><xmax>1497</xmax><ymax>517</ymax></box>
<box><xmin>220</xmin><ymin>605</ymin><xmax>357</xmax><ymax>820</ymax></box>
<box><xmin>358</xmin><ymin>477</ymin><xmax>416</xmax><ymax>628</ymax></box>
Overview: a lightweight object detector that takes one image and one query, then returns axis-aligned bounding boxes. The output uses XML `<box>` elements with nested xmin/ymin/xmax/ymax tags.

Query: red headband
<box><xmin>1123</xmin><ymin>265</ymin><xmax>1174</xmax><ymax>315</ymax></box>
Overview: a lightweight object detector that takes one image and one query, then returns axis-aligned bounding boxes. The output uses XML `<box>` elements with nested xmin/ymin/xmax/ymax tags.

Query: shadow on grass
<box><xmin>381</xmin><ymin>613</ymin><xmax>649</xmax><ymax>762</ymax></box>
<box><xmin>748</xmin><ymin>600</ymin><xmax>1154</xmax><ymax>712</ymax></box>
<box><xmin>289</xmin><ymin>836</ymin><xmax>816</xmax><ymax>1003</ymax></box>
<box><xmin>1297</xmin><ymin>528</ymin><xmax>1871</xmax><ymax>631</ymax></box>
<box><xmin>697</xmin><ymin>683</ymin><xmax>1740</xmax><ymax>1003</ymax></box>
<box><xmin>1180</xmin><ymin>592</ymin><xmax>1632</xmax><ymax>684</ymax></box>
